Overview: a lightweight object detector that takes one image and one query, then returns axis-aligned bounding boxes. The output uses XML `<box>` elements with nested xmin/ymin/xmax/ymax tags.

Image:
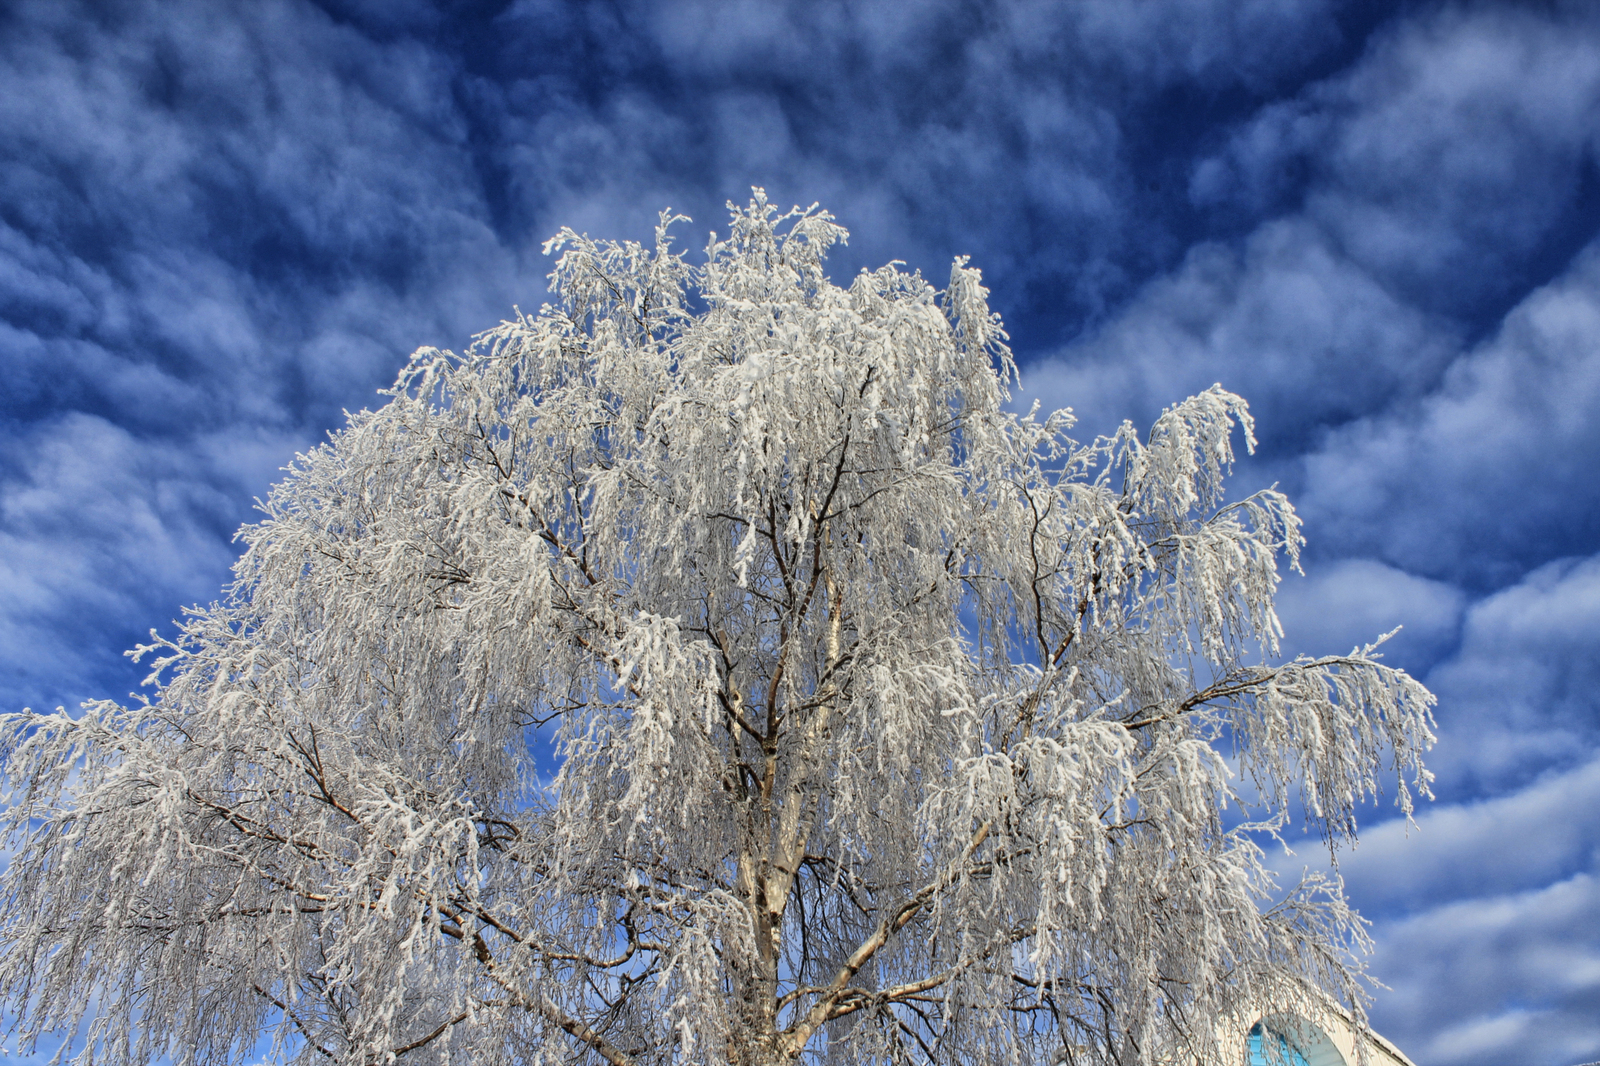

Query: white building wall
<box><xmin>1247</xmin><ymin>1009</ymin><xmax>1416</xmax><ymax>1066</ymax></box>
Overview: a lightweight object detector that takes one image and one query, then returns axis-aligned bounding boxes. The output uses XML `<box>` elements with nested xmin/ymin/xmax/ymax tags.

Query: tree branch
<box><xmin>781</xmin><ymin>820</ymin><xmax>993</xmax><ymax>1053</ymax></box>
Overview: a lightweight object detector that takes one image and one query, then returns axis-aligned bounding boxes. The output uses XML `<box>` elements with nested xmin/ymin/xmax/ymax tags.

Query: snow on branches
<box><xmin>0</xmin><ymin>192</ymin><xmax>1434</xmax><ymax>1066</ymax></box>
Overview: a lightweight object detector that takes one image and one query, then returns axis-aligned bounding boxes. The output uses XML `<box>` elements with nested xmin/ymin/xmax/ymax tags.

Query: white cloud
<box><xmin>1367</xmin><ymin>872</ymin><xmax>1600</xmax><ymax>1066</ymax></box>
<box><xmin>1019</xmin><ymin>217</ymin><xmax>1459</xmax><ymax>446</ymax></box>
<box><xmin>0</xmin><ymin>0</ymin><xmax>537</xmax><ymax>429</ymax></box>
<box><xmin>1260</xmin><ymin>570</ymin><xmax>1600</xmax><ymax>1063</ymax></box>
<box><xmin>1273</xmin><ymin>558</ymin><xmax>1464</xmax><ymax>670</ymax></box>
<box><xmin>1195</xmin><ymin>5</ymin><xmax>1600</xmax><ymax>313</ymax></box>
<box><xmin>1338</xmin><ymin>753</ymin><xmax>1600</xmax><ymax>914</ymax></box>
<box><xmin>1311</xmin><ymin>7</ymin><xmax>1600</xmax><ymax>302</ymax></box>
<box><xmin>1300</xmin><ymin>241</ymin><xmax>1600</xmax><ymax>587</ymax></box>
<box><xmin>1054</xmin><ymin>0</ymin><xmax>1339</xmax><ymax>89</ymax></box>
<box><xmin>1026</xmin><ymin>4</ymin><xmax>1600</xmax><ymax>595</ymax></box>
<box><xmin>1</xmin><ymin>6</ymin><xmax>1597</xmax><ymax>1064</ymax></box>
<box><xmin>1271</xmin><ymin>753</ymin><xmax>1600</xmax><ymax>1066</ymax></box>
<box><xmin>0</xmin><ymin>0</ymin><xmax>550</xmax><ymax>722</ymax></box>
<box><xmin>492</xmin><ymin>0</ymin><xmax>1347</xmax><ymax>333</ymax></box>
<box><xmin>1411</xmin><ymin>554</ymin><xmax>1600</xmax><ymax>797</ymax></box>
<box><xmin>0</xmin><ymin>414</ymin><xmax>300</xmax><ymax>713</ymax></box>
<box><xmin>640</xmin><ymin>0</ymin><xmax>1341</xmax><ymax>91</ymax></box>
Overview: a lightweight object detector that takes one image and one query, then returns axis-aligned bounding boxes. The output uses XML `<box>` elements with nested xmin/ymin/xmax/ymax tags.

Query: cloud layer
<box><xmin>1329</xmin><ymin>753</ymin><xmax>1600</xmax><ymax>1066</ymax></box>
<box><xmin>2</xmin><ymin>2</ymin><xmax>1598</xmax><ymax>1065</ymax></box>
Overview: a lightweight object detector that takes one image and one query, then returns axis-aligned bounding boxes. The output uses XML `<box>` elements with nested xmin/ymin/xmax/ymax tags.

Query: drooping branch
<box><xmin>782</xmin><ymin>821</ymin><xmax>994</xmax><ymax>1054</ymax></box>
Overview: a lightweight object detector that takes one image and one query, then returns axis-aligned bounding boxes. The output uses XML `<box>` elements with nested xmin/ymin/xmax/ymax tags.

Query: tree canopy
<box><xmin>0</xmin><ymin>193</ymin><xmax>1435</xmax><ymax>1066</ymax></box>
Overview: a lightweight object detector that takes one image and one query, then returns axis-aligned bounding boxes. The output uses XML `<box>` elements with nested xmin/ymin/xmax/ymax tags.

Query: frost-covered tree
<box><xmin>0</xmin><ymin>193</ymin><xmax>1435</xmax><ymax>1066</ymax></box>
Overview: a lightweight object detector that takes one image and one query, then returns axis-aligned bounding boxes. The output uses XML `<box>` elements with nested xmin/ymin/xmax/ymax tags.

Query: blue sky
<box><xmin>1</xmin><ymin>1</ymin><xmax>1598</xmax><ymax>1064</ymax></box>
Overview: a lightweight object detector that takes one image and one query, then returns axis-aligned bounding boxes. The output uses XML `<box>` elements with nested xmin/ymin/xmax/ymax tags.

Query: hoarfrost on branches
<box><xmin>0</xmin><ymin>192</ymin><xmax>1435</xmax><ymax>1066</ymax></box>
